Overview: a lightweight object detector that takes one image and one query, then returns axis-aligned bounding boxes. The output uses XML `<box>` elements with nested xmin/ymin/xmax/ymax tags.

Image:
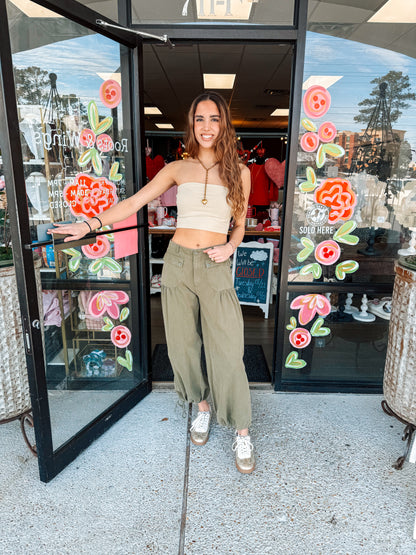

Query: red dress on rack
<box><xmin>248</xmin><ymin>163</ymin><xmax>272</xmax><ymax>205</ymax></box>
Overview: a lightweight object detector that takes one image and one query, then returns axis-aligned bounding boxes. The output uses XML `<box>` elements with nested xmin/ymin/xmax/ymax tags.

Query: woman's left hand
<box><xmin>204</xmin><ymin>243</ymin><xmax>234</xmax><ymax>263</ymax></box>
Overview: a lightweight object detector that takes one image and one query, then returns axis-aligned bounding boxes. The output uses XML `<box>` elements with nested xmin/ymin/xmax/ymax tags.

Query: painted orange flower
<box><xmin>63</xmin><ymin>173</ymin><xmax>118</xmax><ymax>219</ymax></box>
<box><xmin>314</xmin><ymin>178</ymin><xmax>356</xmax><ymax>224</ymax></box>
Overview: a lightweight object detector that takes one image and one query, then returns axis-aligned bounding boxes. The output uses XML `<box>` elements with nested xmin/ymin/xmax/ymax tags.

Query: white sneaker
<box><xmin>190</xmin><ymin>411</ymin><xmax>211</xmax><ymax>445</ymax></box>
<box><xmin>232</xmin><ymin>433</ymin><xmax>255</xmax><ymax>474</ymax></box>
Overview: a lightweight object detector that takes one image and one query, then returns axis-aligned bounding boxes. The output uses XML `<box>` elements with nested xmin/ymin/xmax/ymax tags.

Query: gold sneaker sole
<box><xmin>235</xmin><ymin>460</ymin><xmax>255</xmax><ymax>474</ymax></box>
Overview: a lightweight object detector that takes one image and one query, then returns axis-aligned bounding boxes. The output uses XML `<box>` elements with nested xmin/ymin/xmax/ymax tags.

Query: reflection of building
<box><xmin>335</xmin><ymin>128</ymin><xmax>405</xmax><ymax>175</ymax></box>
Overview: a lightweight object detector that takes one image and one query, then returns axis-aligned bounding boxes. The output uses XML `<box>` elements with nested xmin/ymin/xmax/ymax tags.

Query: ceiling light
<box><xmin>196</xmin><ymin>1</ymin><xmax>253</xmax><ymax>20</ymax></box>
<box><xmin>97</xmin><ymin>73</ymin><xmax>121</xmax><ymax>85</ymax></box>
<box><xmin>203</xmin><ymin>74</ymin><xmax>235</xmax><ymax>89</ymax></box>
<box><xmin>9</xmin><ymin>0</ymin><xmax>62</xmax><ymax>17</ymax></box>
<box><xmin>368</xmin><ymin>0</ymin><xmax>416</xmax><ymax>23</ymax></box>
<box><xmin>145</xmin><ymin>107</ymin><xmax>162</xmax><ymax>115</ymax></box>
<box><xmin>156</xmin><ymin>123</ymin><xmax>174</xmax><ymax>129</ymax></box>
<box><xmin>270</xmin><ymin>109</ymin><xmax>289</xmax><ymax>116</ymax></box>
<box><xmin>302</xmin><ymin>76</ymin><xmax>343</xmax><ymax>90</ymax></box>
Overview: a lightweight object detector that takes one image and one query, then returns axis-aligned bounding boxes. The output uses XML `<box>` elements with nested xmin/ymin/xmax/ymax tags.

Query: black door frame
<box><xmin>133</xmin><ymin>0</ymin><xmax>309</xmax><ymax>391</ymax></box>
<box><xmin>0</xmin><ymin>0</ymin><xmax>151</xmax><ymax>482</ymax></box>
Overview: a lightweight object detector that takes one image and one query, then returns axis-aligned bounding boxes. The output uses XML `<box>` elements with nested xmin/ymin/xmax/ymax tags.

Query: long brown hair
<box><xmin>184</xmin><ymin>91</ymin><xmax>245</xmax><ymax>219</ymax></box>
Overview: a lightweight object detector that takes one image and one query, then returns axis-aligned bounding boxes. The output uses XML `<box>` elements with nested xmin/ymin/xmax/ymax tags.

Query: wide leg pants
<box><xmin>160</xmin><ymin>240</ymin><xmax>252</xmax><ymax>430</ymax></box>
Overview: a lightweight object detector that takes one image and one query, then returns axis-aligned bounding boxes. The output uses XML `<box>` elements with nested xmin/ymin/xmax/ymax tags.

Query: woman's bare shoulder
<box><xmin>239</xmin><ymin>163</ymin><xmax>250</xmax><ymax>178</ymax></box>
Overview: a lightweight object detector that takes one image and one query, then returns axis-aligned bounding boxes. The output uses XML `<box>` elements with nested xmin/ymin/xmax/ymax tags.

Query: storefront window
<box><xmin>282</xmin><ymin>3</ymin><xmax>416</xmax><ymax>387</ymax></box>
<box><xmin>132</xmin><ymin>0</ymin><xmax>294</xmax><ymax>25</ymax></box>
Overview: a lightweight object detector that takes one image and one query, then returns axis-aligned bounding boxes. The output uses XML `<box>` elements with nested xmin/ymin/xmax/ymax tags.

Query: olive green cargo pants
<box><xmin>160</xmin><ymin>241</ymin><xmax>252</xmax><ymax>430</ymax></box>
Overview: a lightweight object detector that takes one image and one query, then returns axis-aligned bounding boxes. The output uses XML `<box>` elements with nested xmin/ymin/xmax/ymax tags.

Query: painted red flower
<box><xmin>63</xmin><ymin>173</ymin><xmax>118</xmax><ymax>219</ymax></box>
<box><xmin>314</xmin><ymin>178</ymin><xmax>356</xmax><ymax>224</ymax></box>
<box><xmin>290</xmin><ymin>294</ymin><xmax>331</xmax><ymax>325</ymax></box>
<box><xmin>111</xmin><ymin>325</ymin><xmax>131</xmax><ymax>348</ymax></box>
<box><xmin>289</xmin><ymin>328</ymin><xmax>311</xmax><ymax>349</ymax></box>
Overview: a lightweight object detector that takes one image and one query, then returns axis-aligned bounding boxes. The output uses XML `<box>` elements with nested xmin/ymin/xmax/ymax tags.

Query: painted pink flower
<box><xmin>111</xmin><ymin>325</ymin><xmax>131</xmax><ymax>348</ymax></box>
<box><xmin>289</xmin><ymin>328</ymin><xmax>311</xmax><ymax>349</ymax></box>
<box><xmin>89</xmin><ymin>290</ymin><xmax>129</xmax><ymax>319</ymax></box>
<box><xmin>300</xmin><ymin>132</ymin><xmax>319</xmax><ymax>152</ymax></box>
<box><xmin>290</xmin><ymin>294</ymin><xmax>331</xmax><ymax>325</ymax></box>
<box><xmin>81</xmin><ymin>236</ymin><xmax>111</xmax><ymax>259</ymax></box>
<box><xmin>315</xmin><ymin>240</ymin><xmax>341</xmax><ymax>266</ymax></box>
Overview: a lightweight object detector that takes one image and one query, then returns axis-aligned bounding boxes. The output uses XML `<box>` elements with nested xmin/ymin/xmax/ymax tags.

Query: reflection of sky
<box><xmin>13</xmin><ymin>34</ymin><xmax>121</xmax><ymax>111</ymax></box>
<box><xmin>304</xmin><ymin>32</ymin><xmax>416</xmax><ymax>159</ymax></box>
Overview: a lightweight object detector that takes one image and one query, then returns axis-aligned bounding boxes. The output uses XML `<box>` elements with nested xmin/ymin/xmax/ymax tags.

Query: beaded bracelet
<box><xmin>91</xmin><ymin>216</ymin><xmax>102</xmax><ymax>228</ymax></box>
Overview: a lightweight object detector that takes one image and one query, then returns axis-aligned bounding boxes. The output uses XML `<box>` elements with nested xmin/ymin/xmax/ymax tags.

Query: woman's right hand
<box><xmin>47</xmin><ymin>221</ymin><xmax>92</xmax><ymax>242</ymax></box>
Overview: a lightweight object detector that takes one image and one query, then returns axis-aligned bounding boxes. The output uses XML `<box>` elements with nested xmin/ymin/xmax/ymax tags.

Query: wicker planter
<box><xmin>0</xmin><ymin>259</ymin><xmax>42</xmax><ymax>422</ymax></box>
<box><xmin>383</xmin><ymin>262</ymin><xmax>416</xmax><ymax>424</ymax></box>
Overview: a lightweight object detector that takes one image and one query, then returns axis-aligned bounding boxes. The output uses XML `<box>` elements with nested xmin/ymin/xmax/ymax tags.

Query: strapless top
<box><xmin>176</xmin><ymin>182</ymin><xmax>232</xmax><ymax>234</ymax></box>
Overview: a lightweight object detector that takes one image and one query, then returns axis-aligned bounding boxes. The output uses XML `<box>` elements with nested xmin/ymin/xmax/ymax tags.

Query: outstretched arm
<box><xmin>48</xmin><ymin>162</ymin><xmax>178</xmax><ymax>242</ymax></box>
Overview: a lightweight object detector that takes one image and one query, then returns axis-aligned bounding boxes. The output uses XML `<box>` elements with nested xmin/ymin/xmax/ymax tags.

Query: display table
<box><xmin>382</xmin><ymin>261</ymin><xmax>416</xmax><ymax>468</ymax></box>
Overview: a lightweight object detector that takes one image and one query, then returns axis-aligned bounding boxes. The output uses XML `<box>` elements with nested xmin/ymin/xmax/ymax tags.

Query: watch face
<box><xmin>306</xmin><ymin>203</ymin><xmax>330</xmax><ymax>226</ymax></box>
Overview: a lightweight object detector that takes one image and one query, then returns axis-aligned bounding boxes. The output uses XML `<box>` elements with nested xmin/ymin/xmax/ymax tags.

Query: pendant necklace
<box><xmin>197</xmin><ymin>157</ymin><xmax>218</xmax><ymax>205</ymax></box>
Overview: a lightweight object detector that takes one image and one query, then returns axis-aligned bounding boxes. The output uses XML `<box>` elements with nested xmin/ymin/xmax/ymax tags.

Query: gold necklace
<box><xmin>197</xmin><ymin>157</ymin><xmax>218</xmax><ymax>205</ymax></box>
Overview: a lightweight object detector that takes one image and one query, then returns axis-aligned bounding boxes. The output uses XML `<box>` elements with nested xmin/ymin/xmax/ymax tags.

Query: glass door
<box><xmin>0</xmin><ymin>0</ymin><xmax>150</xmax><ymax>481</ymax></box>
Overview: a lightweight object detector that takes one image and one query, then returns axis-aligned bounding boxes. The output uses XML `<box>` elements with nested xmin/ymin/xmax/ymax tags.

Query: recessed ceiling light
<box><xmin>145</xmin><ymin>107</ymin><xmax>162</xmax><ymax>115</ymax></box>
<box><xmin>97</xmin><ymin>73</ymin><xmax>121</xmax><ymax>85</ymax></box>
<box><xmin>9</xmin><ymin>0</ymin><xmax>62</xmax><ymax>17</ymax></box>
<box><xmin>203</xmin><ymin>74</ymin><xmax>236</xmax><ymax>89</ymax></box>
<box><xmin>196</xmin><ymin>2</ymin><xmax>253</xmax><ymax>20</ymax></box>
<box><xmin>270</xmin><ymin>109</ymin><xmax>289</xmax><ymax>116</ymax></box>
<box><xmin>368</xmin><ymin>0</ymin><xmax>416</xmax><ymax>23</ymax></box>
<box><xmin>302</xmin><ymin>76</ymin><xmax>343</xmax><ymax>90</ymax></box>
<box><xmin>156</xmin><ymin>123</ymin><xmax>174</xmax><ymax>129</ymax></box>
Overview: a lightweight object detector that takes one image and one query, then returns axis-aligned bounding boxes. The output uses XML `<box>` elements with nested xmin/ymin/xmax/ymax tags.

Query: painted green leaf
<box><xmin>333</xmin><ymin>220</ymin><xmax>359</xmax><ymax>245</ymax></box>
<box><xmin>88</xmin><ymin>100</ymin><xmax>99</xmax><ymax>132</ymax></box>
<box><xmin>109</xmin><ymin>162</ymin><xmax>123</xmax><ymax>182</ymax></box>
<box><xmin>78</xmin><ymin>148</ymin><xmax>93</xmax><ymax>167</ymax></box>
<box><xmin>88</xmin><ymin>259</ymin><xmax>104</xmax><ymax>274</ymax></box>
<box><xmin>297</xmin><ymin>237</ymin><xmax>315</xmax><ymax>262</ymax></box>
<box><xmin>285</xmin><ymin>351</ymin><xmax>307</xmax><ymax>369</ymax></box>
<box><xmin>323</xmin><ymin>143</ymin><xmax>345</xmax><ymax>158</ymax></box>
<box><xmin>62</xmin><ymin>248</ymin><xmax>80</xmax><ymax>257</ymax></box>
<box><xmin>316</xmin><ymin>144</ymin><xmax>326</xmax><ymax>168</ymax></box>
<box><xmin>91</xmin><ymin>149</ymin><xmax>102</xmax><ymax>175</ymax></box>
<box><xmin>117</xmin><ymin>349</ymin><xmax>133</xmax><ymax>371</ymax></box>
<box><xmin>306</xmin><ymin>166</ymin><xmax>317</xmax><ymax>186</ymax></box>
<box><xmin>301</xmin><ymin>118</ymin><xmax>317</xmax><ymax>132</ymax></box>
<box><xmin>300</xmin><ymin>262</ymin><xmax>322</xmax><ymax>279</ymax></box>
<box><xmin>299</xmin><ymin>181</ymin><xmax>316</xmax><ymax>193</ymax></box>
<box><xmin>68</xmin><ymin>255</ymin><xmax>81</xmax><ymax>272</ymax></box>
<box><xmin>335</xmin><ymin>260</ymin><xmax>359</xmax><ymax>280</ymax></box>
<box><xmin>102</xmin><ymin>317</ymin><xmax>114</xmax><ymax>332</ymax></box>
<box><xmin>95</xmin><ymin>116</ymin><xmax>113</xmax><ymax>135</ymax></box>
<box><xmin>120</xmin><ymin>307</ymin><xmax>130</xmax><ymax>322</ymax></box>
<box><xmin>102</xmin><ymin>257</ymin><xmax>122</xmax><ymax>272</ymax></box>
<box><xmin>310</xmin><ymin>317</ymin><xmax>330</xmax><ymax>337</ymax></box>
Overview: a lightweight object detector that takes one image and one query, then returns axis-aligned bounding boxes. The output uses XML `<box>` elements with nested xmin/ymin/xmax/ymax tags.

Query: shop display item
<box><xmin>344</xmin><ymin>292</ymin><xmax>359</xmax><ymax>314</ymax></box>
<box><xmin>352</xmin><ymin>294</ymin><xmax>376</xmax><ymax>322</ymax></box>
<box><xmin>367</xmin><ymin>297</ymin><xmax>392</xmax><ymax>320</ymax></box>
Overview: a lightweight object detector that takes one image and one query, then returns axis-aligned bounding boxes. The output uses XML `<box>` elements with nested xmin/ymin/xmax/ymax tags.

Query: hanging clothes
<box><xmin>146</xmin><ymin>154</ymin><xmax>165</xmax><ymax>182</ymax></box>
<box><xmin>248</xmin><ymin>163</ymin><xmax>273</xmax><ymax>205</ymax></box>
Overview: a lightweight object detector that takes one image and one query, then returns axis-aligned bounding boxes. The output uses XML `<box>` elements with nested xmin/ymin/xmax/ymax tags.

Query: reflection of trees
<box><xmin>354</xmin><ymin>71</ymin><xmax>415</xmax><ymax>126</ymax></box>
<box><xmin>350</xmin><ymin>82</ymin><xmax>402</xmax><ymax>182</ymax></box>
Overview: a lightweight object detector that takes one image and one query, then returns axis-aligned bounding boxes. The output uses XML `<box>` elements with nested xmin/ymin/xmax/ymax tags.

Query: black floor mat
<box><xmin>152</xmin><ymin>344</ymin><xmax>271</xmax><ymax>382</ymax></box>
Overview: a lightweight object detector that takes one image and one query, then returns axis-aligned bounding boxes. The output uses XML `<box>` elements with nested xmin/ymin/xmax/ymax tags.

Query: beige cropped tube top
<box><xmin>176</xmin><ymin>182</ymin><xmax>232</xmax><ymax>234</ymax></box>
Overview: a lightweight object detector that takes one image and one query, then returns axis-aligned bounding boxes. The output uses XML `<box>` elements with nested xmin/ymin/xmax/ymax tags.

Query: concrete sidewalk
<box><xmin>1</xmin><ymin>390</ymin><xmax>416</xmax><ymax>554</ymax></box>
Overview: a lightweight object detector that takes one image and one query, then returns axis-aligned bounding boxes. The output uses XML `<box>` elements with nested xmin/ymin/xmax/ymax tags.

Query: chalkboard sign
<box><xmin>232</xmin><ymin>241</ymin><xmax>274</xmax><ymax>318</ymax></box>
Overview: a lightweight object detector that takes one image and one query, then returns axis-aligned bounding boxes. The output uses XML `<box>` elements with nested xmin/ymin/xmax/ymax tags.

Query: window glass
<box><xmin>132</xmin><ymin>0</ymin><xmax>294</xmax><ymax>25</ymax></box>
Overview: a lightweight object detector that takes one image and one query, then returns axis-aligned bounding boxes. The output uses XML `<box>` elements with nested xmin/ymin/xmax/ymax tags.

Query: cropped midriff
<box><xmin>173</xmin><ymin>182</ymin><xmax>232</xmax><ymax>249</ymax></box>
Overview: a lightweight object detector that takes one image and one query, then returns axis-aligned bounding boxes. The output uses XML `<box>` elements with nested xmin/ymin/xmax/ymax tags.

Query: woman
<box><xmin>49</xmin><ymin>91</ymin><xmax>255</xmax><ymax>474</ymax></box>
